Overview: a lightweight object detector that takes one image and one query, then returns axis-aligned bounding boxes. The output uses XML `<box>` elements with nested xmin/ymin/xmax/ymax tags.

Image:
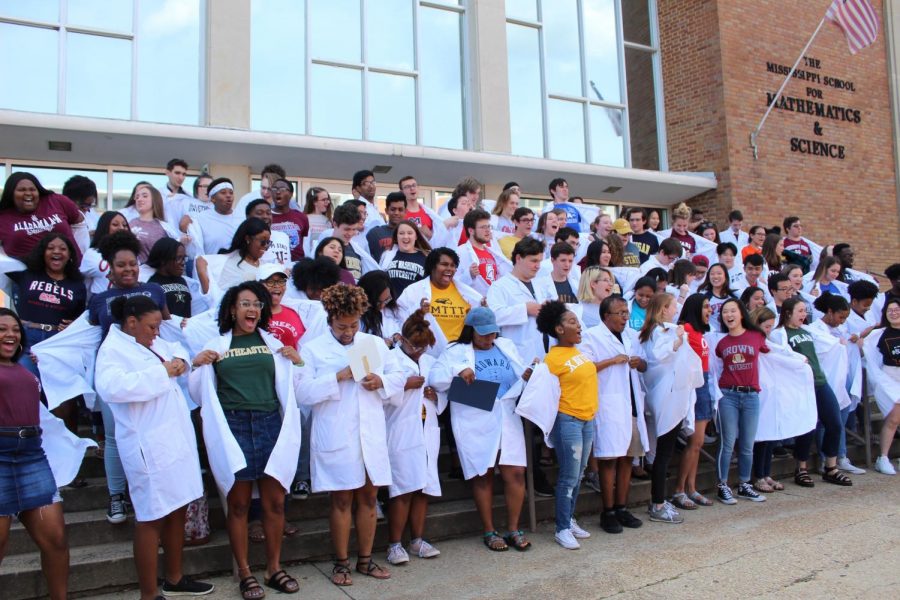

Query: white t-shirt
<box><xmin>263</xmin><ymin>230</ymin><xmax>291</xmax><ymax>265</ymax></box>
<box><xmin>195</xmin><ymin>210</ymin><xmax>243</xmax><ymax>254</ymax></box>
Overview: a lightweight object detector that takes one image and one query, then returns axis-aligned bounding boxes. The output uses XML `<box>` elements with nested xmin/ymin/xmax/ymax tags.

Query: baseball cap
<box><xmin>612</xmin><ymin>218</ymin><xmax>632</xmax><ymax>235</ymax></box>
<box><xmin>691</xmin><ymin>255</ymin><xmax>710</xmax><ymax>268</ymax></box>
<box><xmin>256</xmin><ymin>263</ymin><xmax>289</xmax><ymax>282</ymax></box>
<box><xmin>464</xmin><ymin>306</ymin><xmax>500</xmax><ymax>335</ymax></box>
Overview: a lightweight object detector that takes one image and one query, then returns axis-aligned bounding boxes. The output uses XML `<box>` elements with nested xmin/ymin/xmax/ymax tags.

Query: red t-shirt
<box><xmin>272</xmin><ymin>210</ymin><xmax>310</xmax><ymax>261</ymax></box>
<box><xmin>404</xmin><ymin>204</ymin><xmax>433</xmax><ymax>231</ymax></box>
<box><xmin>715</xmin><ymin>329</ymin><xmax>769</xmax><ymax>391</ymax></box>
<box><xmin>783</xmin><ymin>237</ymin><xmax>811</xmax><ymax>257</ymax></box>
<box><xmin>473</xmin><ymin>246</ymin><xmax>499</xmax><ymax>286</ymax></box>
<box><xmin>669</xmin><ymin>231</ymin><xmax>696</xmax><ymax>256</ymax></box>
<box><xmin>684</xmin><ymin>323</ymin><xmax>709</xmax><ymax>372</ymax></box>
<box><xmin>0</xmin><ymin>363</ymin><xmax>41</xmax><ymax>427</ymax></box>
<box><xmin>0</xmin><ymin>193</ymin><xmax>82</xmax><ymax>260</ymax></box>
<box><xmin>267</xmin><ymin>305</ymin><xmax>305</xmax><ymax>349</ymax></box>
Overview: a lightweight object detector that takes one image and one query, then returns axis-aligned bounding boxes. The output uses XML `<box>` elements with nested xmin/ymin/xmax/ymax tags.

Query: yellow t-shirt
<box><xmin>544</xmin><ymin>345</ymin><xmax>598</xmax><ymax>421</ymax></box>
<box><xmin>498</xmin><ymin>235</ymin><xmax>520</xmax><ymax>260</ymax></box>
<box><xmin>430</xmin><ymin>282</ymin><xmax>469</xmax><ymax>342</ymax></box>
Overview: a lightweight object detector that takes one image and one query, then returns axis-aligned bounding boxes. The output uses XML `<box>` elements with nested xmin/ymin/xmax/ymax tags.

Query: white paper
<box><xmin>347</xmin><ymin>335</ymin><xmax>383</xmax><ymax>381</ymax></box>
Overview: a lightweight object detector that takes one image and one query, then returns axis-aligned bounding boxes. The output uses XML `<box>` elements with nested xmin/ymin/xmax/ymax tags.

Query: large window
<box><xmin>506</xmin><ymin>0</ymin><xmax>666</xmax><ymax>170</ymax></box>
<box><xmin>251</xmin><ymin>0</ymin><xmax>466</xmax><ymax>149</ymax></box>
<box><xmin>0</xmin><ymin>0</ymin><xmax>203</xmax><ymax>124</ymax></box>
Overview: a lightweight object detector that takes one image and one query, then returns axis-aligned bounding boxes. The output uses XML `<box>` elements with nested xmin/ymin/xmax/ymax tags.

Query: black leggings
<box><xmin>752</xmin><ymin>441</ymin><xmax>774</xmax><ymax>479</ymax></box>
<box><xmin>651</xmin><ymin>426</ymin><xmax>680</xmax><ymax>504</ymax></box>
<box><xmin>794</xmin><ymin>383</ymin><xmax>843</xmax><ymax>461</ymax></box>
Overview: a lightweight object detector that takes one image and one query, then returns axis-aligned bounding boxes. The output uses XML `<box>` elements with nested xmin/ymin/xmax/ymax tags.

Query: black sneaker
<box><xmin>291</xmin><ymin>479</ymin><xmax>310</xmax><ymax>500</ymax></box>
<box><xmin>773</xmin><ymin>446</ymin><xmax>790</xmax><ymax>458</ymax></box>
<box><xmin>107</xmin><ymin>493</ymin><xmax>127</xmax><ymax>524</ymax></box>
<box><xmin>717</xmin><ymin>482</ymin><xmax>737</xmax><ymax>505</ymax></box>
<box><xmin>614</xmin><ymin>508</ymin><xmax>643</xmax><ymax>529</ymax></box>
<box><xmin>533</xmin><ymin>478</ymin><xmax>555</xmax><ymax>497</ymax></box>
<box><xmin>599</xmin><ymin>511</ymin><xmax>622</xmax><ymax>534</ymax></box>
<box><xmin>737</xmin><ymin>482</ymin><xmax>766</xmax><ymax>502</ymax></box>
<box><xmin>161</xmin><ymin>576</ymin><xmax>215</xmax><ymax>596</ymax></box>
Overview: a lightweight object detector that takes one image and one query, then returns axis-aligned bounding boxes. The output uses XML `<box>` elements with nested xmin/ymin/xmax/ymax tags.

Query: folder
<box><xmin>448</xmin><ymin>377</ymin><xmax>499</xmax><ymax>412</ymax></box>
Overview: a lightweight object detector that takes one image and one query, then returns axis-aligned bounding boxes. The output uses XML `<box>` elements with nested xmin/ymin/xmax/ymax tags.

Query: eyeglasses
<box><xmin>171</xmin><ymin>256</ymin><xmax>187</xmax><ymax>264</ymax></box>
<box><xmin>518</xmin><ymin>218</ymin><xmax>535</xmax><ymax>223</ymax></box>
<box><xmin>263</xmin><ymin>278</ymin><xmax>287</xmax><ymax>288</ymax></box>
<box><xmin>254</xmin><ymin>238</ymin><xmax>272</xmax><ymax>247</ymax></box>
<box><xmin>613</xmin><ymin>310</ymin><xmax>630</xmax><ymax>317</ymax></box>
<box><xmin>777</xmin><ymin>286</ymin><xmax>793</xmax><ymax>293</ymax></box>
<box><xmin>238</xmin><ymin>300</ymin><xmax>265</xmax><ymax>310</ymax></box>
<box><xmin>400</xmin><ymin>337</ymin><xmax>427</xmax><ymax>354</ymax></box>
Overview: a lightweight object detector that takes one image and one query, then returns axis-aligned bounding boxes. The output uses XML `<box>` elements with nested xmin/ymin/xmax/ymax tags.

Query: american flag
<box><xmin>825</xmin><ymin>0</ymin><xmax>880</xmax><ymax>54</ymax></box>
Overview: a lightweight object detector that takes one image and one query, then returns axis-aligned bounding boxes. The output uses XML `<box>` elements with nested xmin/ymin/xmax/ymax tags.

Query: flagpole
<box><xmin>750</xmin><ymin>16</ymin><xmax>828</xmax><ymax>159</ymax></box>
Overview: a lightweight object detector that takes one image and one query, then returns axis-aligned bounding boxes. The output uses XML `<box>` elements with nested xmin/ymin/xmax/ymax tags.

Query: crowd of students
<box><xmin>0</xmin><ymin>163</ymin><xmax>898</xmax><ymax>600</ymax></box>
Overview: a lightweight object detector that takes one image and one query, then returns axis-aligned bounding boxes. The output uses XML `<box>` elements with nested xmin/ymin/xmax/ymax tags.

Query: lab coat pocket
<box><xmin>140</xmin><ymin>428</ymin><xmax>186</xmax><ymax>473</ymax></box>
<box><xmin>313</xmin><ymin>420</ymin><xmax>347</xmax><ymax>453</ymax></box>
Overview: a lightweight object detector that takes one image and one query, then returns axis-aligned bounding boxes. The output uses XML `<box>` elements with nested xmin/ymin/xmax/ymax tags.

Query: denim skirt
<box><xmin>694</xmin><ymin>371</ymin><xmax>715</xmax><ymax>422</ymax></box>
<box><xmin>224</xmin><ymin>409</ymin><xmax>282</xmax><ymax>482</ymax></box>
<box><xmin>0</xmin><ymin>433</ymin><xmax>57</xmax><ymax>516</ymax></box>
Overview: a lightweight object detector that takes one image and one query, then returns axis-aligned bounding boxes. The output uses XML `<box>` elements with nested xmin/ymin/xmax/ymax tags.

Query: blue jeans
<box><xmin>716</xmin><ymin>389</ymin><xmax>760</xmax><ymax>483</ymax></box>
<box><xmin>550</xmin><ymin>412</ymin><xmax>593</xmax><ymax>533</ymax></box>
<box><xmin>795</xmin><ymin>383</ymin><xmax>842</xmax><ymax>461</ymax></box>
<box><xmin>98</xmin><ymin>398</ymin><xmax>127</xmax><ymax>496</ymax></box>
<box><xmin>225</xmin><ymin>409</ymin><xmax>282</xmax><ymax>481</ymax></box>
<box><xmin>294</xmin><ymin>405</ymin><xmax>312</xmax><ymax>482</ymax></box>
<box><xmin>0</xmin><ymin>434</ymin><xmax>57</xmax><ymax>515</ymax></box>
<box><xmin>816</xmin><ymin>404</ymin><xmax>851</xmax><ymax>461</ymax></box>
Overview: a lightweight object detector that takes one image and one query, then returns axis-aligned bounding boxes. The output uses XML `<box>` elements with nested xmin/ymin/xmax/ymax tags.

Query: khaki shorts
<box><xmin>627</xmin><ymin>416</ymin><xmax>644</xmax><ymax>458</ymax></box>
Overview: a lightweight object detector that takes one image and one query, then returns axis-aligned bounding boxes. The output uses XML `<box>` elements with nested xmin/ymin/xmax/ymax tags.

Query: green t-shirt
<box><xmin>214</xmin><ymin>330</ymin><xmax>279</xmax><ymax>411</ymax></box>
<box><xmin>784</xmin><ymin>326</ymin><xmax>826</xmax><ymax>386</ymax></box>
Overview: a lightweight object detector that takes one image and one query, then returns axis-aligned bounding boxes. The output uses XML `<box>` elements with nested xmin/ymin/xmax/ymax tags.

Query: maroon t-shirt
<box><xmin>669</xmin><ymin>231</ymin><xmax>696</xmax><ymax>256</ymax></box>
<box><xmin>783</xmin><ymin>237</ymin><xmax>811</xmax><ymax>257</ymax></box>
<box><xmin>0</xmin><ymin>363</ymin><xmax>41</xmax><ymax>427</ymax></box>
<box><xmin>715</xmin><ymin>329</ymin><xmax>769</xmax><ymax>391</ymax></box>
<box><xmin>0</xmin><ymin>193</ymin><xmax>82</xmax><ymax>260</ymax></box>
<box><xmin>272</xmin><ymin>210</ymin><xmax>310</xmax><ymax>261</ymax></box>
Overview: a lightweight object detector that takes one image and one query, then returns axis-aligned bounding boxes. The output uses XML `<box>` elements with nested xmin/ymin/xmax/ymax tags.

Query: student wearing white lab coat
<box><xmin>431</xmin><ymin>308</ymin><xmax>532</xmax><ymax>552</ymax></box>
<box><xmin>395</xmin><ymin>248</ymin><xmax>484</xmax><ymax>357</ymax></box>
<box><xmin>454</xmin><ymin>209</ymin><xmax>513</xmax><ymax>296</ymax></box>
<box><xmin>300</xmin><ymin>283</ymin><xmax>406</xmax><ymax>586</ymax></box>
<box><xmin>195</xmin><ymin>218</ymin><xmax>271</xmax><ymax>305</ymax></box>
<box><xmin>94</xmin><ymin>296</ymin><xmax>212</xmax><ymax>600</ymax></box>
<box><xmin>810</xmin><ymin>293</ymin><xmax>866</xmax><ymax>475</ymax></box>
<box><xmin>865</xmin><ymin>297</ymin><xmax>900</xmax><ymax>475</ymax></box>
<box><xmin>189</xmin><ymin>281</ymin><xmax>304</xmax><ymax>597</ymax></box>
<box><xmin>384</xmin><ymin>310</ymin><xmax>443</xmax><ymax>565</ymax></box>
<box><xmin>485</xmin><ymin>237</ymin><xmax>557</xmax><ymax>362</ymax></box>
<box><xmin>638</xmin><ymin>293</ymin><xmax>703</xmax><ymax>523</ymax></box>
<box><xmin>578</xmin><ymin>295</ymin><xmax>650</xmax><ymax>533</ymax></box>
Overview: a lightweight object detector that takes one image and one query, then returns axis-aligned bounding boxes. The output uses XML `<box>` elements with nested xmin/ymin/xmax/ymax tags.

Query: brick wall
<box><xmin>659</xmin><ymin>0</ymin><xmax>899</xmax><ymax>276</ymax></box>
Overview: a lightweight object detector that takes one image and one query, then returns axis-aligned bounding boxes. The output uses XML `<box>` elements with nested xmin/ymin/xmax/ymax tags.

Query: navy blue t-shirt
<box><xmin>88</xmin><ymin>282</ymin><xmax>167</xmax><ymax>338</ymax></box>
<box><xmin>8</xmin><ymin>270</ymin><xmax>86</xmax><ymax>326</ymax></box>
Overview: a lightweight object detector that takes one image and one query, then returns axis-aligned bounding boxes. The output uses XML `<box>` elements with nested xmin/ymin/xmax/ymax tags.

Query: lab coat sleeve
<box><xmin>376</xmin><ymin>344</ymin><xmax>407</xmax><ymax>404</ymax></box>
<box><xmin>649</xmin><ymin>327</ymin><xmax>680</xmax><ymax>365</ymax></box>
<box><xmin>300</xmin><ymin>349</ymin><xmax>343</xmax><ymax>406</ymax></box>
<box><xmin>96</xmin><ymin>358</ymin><xmax>171</xmax><ymax>404</ymax></box>
<box><xmin>486</xmin><ymin>282</ymin><xmax>529</xmax><ymax>327</ymax></box>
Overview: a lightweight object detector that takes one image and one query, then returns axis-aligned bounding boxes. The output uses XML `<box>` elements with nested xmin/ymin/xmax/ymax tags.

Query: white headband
<box><xmin>208</xmin><ymin>182</ymin><xmax>233</xmax><ymax>198</ymax></box>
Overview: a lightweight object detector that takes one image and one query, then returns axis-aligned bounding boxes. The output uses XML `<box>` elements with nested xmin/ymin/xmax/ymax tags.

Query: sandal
<box><xmin>754</xmin><ymin>479</ymin><xmax>774</xmax><ymax>493</ymax></box>
<box><xmin>356</xmin><ymin>555</ymin><xmax>390</xmax><ymax>580</ymax></box>
<box><xmin>331</xmin><ymin>559</ymin><xmax>352</xmax><ymax>587</ymax></box>
<box><xmin>504</xmin><ymin>529</ymin><xmax>532</xmax><ymax>551</ymax></box>
<box><xmin>794</xmin><ymin>469</ymin><xmax>815</xmax><ymax>488</ymax></box>
<box><xmin>766</xmin><ymin>477</ymin><xmax>784</xmax><ymax>491</ymax></box>
<box><xmin>239</xmin><ymin>575</ymin><xmax>265</xmax><ymax>600</ymax></box>
<box><xmin>671</xmin><ymin>492</ymin><xmax>697</xmax><ymax>510</ymax></box>
<box><xmin>282</xmin><ymin>522</ymin><xmax>300</xmax><ymax>537</ymax></box>
<box><xmin>482</xmin><ymin>531</ymin><xmax>508</xmax><ymax>552</ymax></box>
<box><xmin>248</xmin><ymin>520</ymin><xmax>265</xmax><ymax>543</ymax></box>
<box><xmin>265</xmin><ymin>569</ymin><xmax>299</xmax><ymax>594</ymax></box>
<box><xmin>688</xmin><ymin>491</ymin><xmax>713</xmax><ymax>506</ymax></box>
<box><xmin>823</xmin><ymin>467</ymin><xmax>853</xmax><ymax>486</ymax></box>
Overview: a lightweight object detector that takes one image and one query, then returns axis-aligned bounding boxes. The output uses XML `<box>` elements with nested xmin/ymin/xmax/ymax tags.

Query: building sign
<box><xmin>764</xmin><ymin>56</ymin><xmax>860</xmax><ymax>159</ymax></box>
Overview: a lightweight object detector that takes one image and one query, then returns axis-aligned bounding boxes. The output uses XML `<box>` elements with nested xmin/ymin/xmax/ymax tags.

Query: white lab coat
<box><xmin>719</xmin><ymin>228</ymin><xmax>749</xmax><ymax>249</ymax></box>
<box><xmin>395</xmin><ymin>276</ymin><xmax>483</xmax><ymax>357</ymax></box>
<box><xmin>455</xmin><ymin>241</ymin><xmax>513</xmax><ymax>296</ymax></box>
<box><xmin>299</xmin><ymin>330</ymin><xmax>406</xmax><ymax>492</ymax></box>
<box><xmin>639</xmin><ymin>254</ymin><xmax>670</xmax><ymax>275</ymax></box>
<box><xmin>32</xmin><ymin>313</ymin><xmax>101</xmax><ymax>410</ymax></box>
<box><xmin>486</xmin><ymin>274</ymin><xmax>557</xmax><ymax>362</ymax></box>
<box><xmin>863</xmin><ymin>329</ymin><xmax>900</xmax><ymax>417</ymax></box>
<box><xmin>39</xmin><ymin>403</ymin><xmax>97</xmax><ymax>488</ymax></box>
<box><xmin>431</xmin><ymin>338</ymin><xmax>528</xmax><ymax>479</ymax></box>
<box><xmin>808</xmin><ymin>319</ymin><xmax>861</xmax><ymax>410</ymax></box>
<box><xmin>95</xmin><ymin>326</ymin><xmax>203</xmax><ymax>521</ymax></box>
<box><xmin>641</xmin><ymin>323</ymin><xmax>703</xmax><ymax>436</ymax></box>
<box><xmin>515</xmin><ymin>363</ymin><xmax>559</xmax><ymax>448</ymax></box>
<box><xmin>188</xmin><ymin>330</ymin><xmax>304</xmax><ymax>495</ymax></box>
<box><xmin>79</xmin><ymin>247</ymin><xmax>112</xmax><ymax>296</ymax></box>
<box><xmin>580</xmin><ymin>323</ymin><xmax>650</xmax><ymax>458</ymax></box>
<box><xmin>384</xmin><ymin>348</ymin><xmax>441</xmax><ymax>498</ymax></box>
<box><xmin>653</xmin><ymin>229</ymin><xmax>718</xmax><ymax>263</ymax></box>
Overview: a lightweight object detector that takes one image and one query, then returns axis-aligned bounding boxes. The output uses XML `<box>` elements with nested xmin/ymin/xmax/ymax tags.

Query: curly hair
<box><xmin>23</xmin><ymin>233</ymin><xmax>83</xmax><ymax>281</ymax></box>
<box><xmin>98</xmin><ymin>230</ymin><xmax>142</xmax><ymax>263</ymax></box>
<box><xmin>401</xmin><ymin>309</ymin><xmax>436</xmax><ymax>348</ymax></box>
<box><xmin>535</xmin><ymin>300</ymin><xmax>569</xmax><ymax>339</ymax></box>
<box><xmin>321</xmin><ymin>283</ymin><xmax>369</xmax><ymax>323</ymax></box>
<box><xmin>216</xmin><ymin>281</ymin><xmax>273</xmax><ymax>334</ymax></box>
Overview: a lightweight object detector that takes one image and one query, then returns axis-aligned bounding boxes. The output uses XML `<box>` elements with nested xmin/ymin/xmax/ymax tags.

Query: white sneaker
<box><xmin>386</xmin><ymin>543</ymin><xmax>410</xmax><ymax>565</ymax></box>
<box><xmin>375</xmin><ymin>500</ymin><xmax>385</xmax><ymax>520</ymax></box>
<box><xmin>409</xmin><ymin>538</ymin><xmax>440</xmax><ymax>558</ymax></box>
<box><xmin>837</xmin><ymin>457</ymin><xmax>866</xmax><ymax>475</ymax></box>
<box><xmin>875</xmin><ymin>455</ymin><xmax>897</xmax><ymax>475</ymax></box>
<box><xmin>554</xmin><ymin>528</ymin><xmax>580</xmax><ymax>550</ymax></box>
<box><xmin>569</xmin><ymin>518</ymin><xmax>591</xmax><ymax>539</ymax></box>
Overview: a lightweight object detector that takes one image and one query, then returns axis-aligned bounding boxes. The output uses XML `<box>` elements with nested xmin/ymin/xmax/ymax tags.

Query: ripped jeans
<box><xmin>550</xmin><ymin>412</ymin><xmax>593</xmax><ymax>533</ymax></box>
